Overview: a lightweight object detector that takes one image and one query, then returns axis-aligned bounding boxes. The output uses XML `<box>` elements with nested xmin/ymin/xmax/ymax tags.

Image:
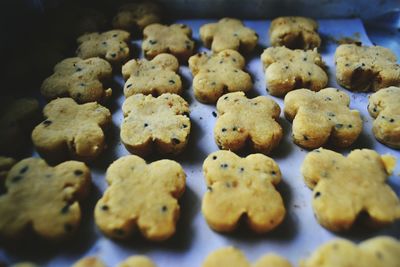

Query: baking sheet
<box><xmin>0</xmin><ymin>18</ymin><xmax>399</xmax><ymax>266</ymax></box>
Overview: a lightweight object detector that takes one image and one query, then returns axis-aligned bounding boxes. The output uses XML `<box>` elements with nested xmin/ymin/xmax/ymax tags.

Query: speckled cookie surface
<box><xmin>368</xmin><ymin>86</ymin><xmax>400</xmax><ymax>148</ymax></box>
<box><xmin>284</xmin><ymin>88</ymin><xmax>362</xmax><ymax>149</ymax></box>
<box><xmin>202</xmin><ymin>247</ymin><xmax>292</xmax><ymax>267</ymax></box>
<box><xmin>41</xmin><ymin>57</ymin><xmax>112</xmax><ymax>103</ymax></box>
<box><xmin>188</xmin><ymin>50</ymin><xmax>252</xmax><ymax>103</ymax></box>
<box><xmin>214</xmin><ymin>92</ymin><xmax>282</xmax><ymax>154</ymax></box>
<box><xmin>77</xmin><ymin>30</ymin><xmax>130</xmax><ymax>64</ymax></box>
<box><xmin>335</xmin><ymin>44</ymin><xmax>400</xmax><ymax>91</ymax></box>
<box><xmin>121</xmin><ymin>93</ymin><xmax>190</xmax><ymax>156</ymax></box>
<box><xmin>202</xmin><ymin>150</ymin><xmax>285</xmax><ymax>233</ymax></box>
<box><xmin>300</xmin><ymin>236</ymin><xmax>400</xmax><ymax>267</ymax></box>
<box><xmin>122</xmin><ymin>54</ymin><xmax>182</xmax><ymax>97</ymax></box>
<box><xmin>261</xmin><ymin>47</ymin><xmax>327</xmax><ymax>96</ymax></box>
<box><xmin>112</xmin><ymin>2</ymin><xmax>161</xmax><ymax>31</ymax></box>
<box><xmin>0</xmin><ymin>157</ymin><xmax>90</xmax><ymax>241</ymax></box>
<box><xmin>199</xmin><ymin>18</ymin><xmax>258</xmax><ymax>53</ymax></box>
<box><xmin>142</xmin><ymin>23</ymin><xmax>194</xmax><ymax>61</ymax></box>
<box><xmin>0</xmin><ymin>98</ymin><xmax>40</xmax><ymax>156</ymax></box>
<box><xmin>32</xmin><ymin>98</ymin><xmax>111</xmax><ymax>164</ymax></box>
<box><xmin>0</xmin><ymin>156</ymin><xmax>16</xmax><ymax>183</ymax></box>
<box><xmin>73</xmin><ymin>256</ymin><xmax>156</xmax><ymax>267</ymax></box>
<box><xmin>269</xmin><ymin>16</ymin><xmax>321</xmax><ymax>49</ymax></box>
<box><xmin>95</xmin><ymin>155</ymin><xmax>186</xmax><ymax>241</ymax></box>
<box><xmin>301</xmin><ymin>148</ymin><xmax>400</xmax><ymax>231</ymax></box>
<box><xmin>73</xmin><ymin>257</ymin><xmax>106</xmax><ymax>267</ymax></box>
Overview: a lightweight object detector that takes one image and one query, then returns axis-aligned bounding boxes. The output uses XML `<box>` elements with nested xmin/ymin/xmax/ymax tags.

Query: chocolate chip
<box><xmin>74</xmin><ymin>170</ymin><xmax>83</xmax><ymax>176</ymax></box>
<box><xmin>212</xmin><ymin>155</ymin><xmax>217</xmax><ymax>160</ymax></box>
<box><xmin>212</xmin><ymin>111</ymin><xmax>217</xmax><ymax>117</ymax></box>
<box><xmin>161</xmin><ymin>205</ymin><xmax>168</xmax><ymax>212</ymax></box>
<box><xmin>19</xmin><ymin>166</ymin><xmax>29</xmax><ymax>174</ymax></box>
<box><xmin>169</xmin><ymin>80</ymin><xmax>175</xmax><ymax>84</ymax></box>
<box><xmin>221</xmin><ymin>128</ymin><xmax>227</xmax><ymax>132</ymax></box>
<box><xmin>61</xmin><ymin>204</ymin><xmax>70</xmax><ymax>214</ymax></box>
<box><xmin>126</xmin><ymin>84</ymin><xmax>132</xmax><ymax>88</ymax></box>
<box><xmin>11</xmin><ymin>176</ymin><xmax>22</xmax><ymax>183</ymax></box>
<box><xmin>64</xmin><ymin>224</ymin><xmax>74</xmax><ymax>232</ymax></box>
<box><xmin>149</xmin><ymin>40</ymin><xmax>157</xmax><ymax>45</ymax></box>
<box><xmin>43</xmin><ymin>120</ymin><xmax>52</xmax><ymax>126</ymax></box>
<box><xmin>101</xmin><ymin>205</ymin><xmax>109</xmax><ymax>211</ymax></box>
<box><xmin>314</xmin><ymin>192</ymin><xmax>321</xmax><ymax>198</ymax></box>
<box><xmin>172</xmin><ymin>138</ymin><xmax>180</xmax><ymax>144</ymax></box>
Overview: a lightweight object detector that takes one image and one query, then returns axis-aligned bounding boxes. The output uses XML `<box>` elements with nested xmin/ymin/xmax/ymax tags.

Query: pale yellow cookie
<box><xmin>0</xmin><ymin>156</ymin><xmax>16</xmax><ymax>183</ymax></box>
<box><xmin>73</xmin><ymin>256</ymin><xmax>156</xmax><ymax>267</ymax></box>
<box><xmin>73</xmin><ymin>257</ymin><xmax>106</xmax><ymax>267</ymax></box>
<box><xmin>112</xmin><ymin>2</ymin><xmax>161</xmax><ymax>31</ymax></box>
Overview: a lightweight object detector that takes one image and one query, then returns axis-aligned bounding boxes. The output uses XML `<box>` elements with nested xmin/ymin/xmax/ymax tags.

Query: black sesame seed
<box><xmin>240</xmin><ymin>167</ymin><xmax>244</xmax><ymax>172</ymax></box>
<box><xmin>102</xmin><ymin>41</ymin><xmax>107</xmax><ymax>45</ymax></box>
<box><xmin>376</xmin><ymin>251</ymin><xmax>383</xmax><ymax>260</ymax></box>
<box><xmin>212</xmin><ymin>111</ymin><xmax>217</xmax><ymax>117</ymax></box>
<box><xmin>361</xmin><ymin>63</ymin><xmax>365</xmax><ymax>67</ymax></box>
<box><xmin>101</xmin><ymin>205</ymin><xmax>109</xmax><ymax>211</ymax></box>
<box><xmin>64</xmin><ymin>224</ymin><xmax>74</xmax><ymax>232</ymax></box>
<box><xmin>172</xmin><ymin>138</ymin><xmax>180</xmax><ymax>144</ymax></box>
<box><xmin>348</xmin><ymin>124</ymin><xmax>353</xmax><ymax>128</ymax></box>
<box><xmin>234</xmin><ymin>70</ymin><xmax>238</xmax><ymax>72</ymax></box>
<box><xmin>390</xmin><ymin>118</ymin><xmax>395</xmax><ymax>123</ymax></box>
<box><xmin>127</xmin><ymin>84</ymin><xmax>132</xmax><ymax>88</ymax></box>
<box><xmin>225</xmin><ymin>182</ymin><xmax>231</xmax><ymax>188</ymax></box>
<box><xmin>304</xmin><ymin>135</ymin><xmax>309</xmax><ymax>141</ymax></box>
<box><xmin>61</xmin><ymin>204</ymin><xmax>70</xmax><ymax>214</ymax></box>
<box><xmin>169</xmin><ymin>80</ymin><xmax>175</xmax><ymax>84</ymax></box>
<box><xmin>114</xmin><ymin>229</ymin><xmax>124</xmax><ymax>235</ymax></box>
<box><xmin>219</xmin><ymin>60</ymin><xmax>223</xmax><ymax>64</ymax></box>
<box><xmin>220</xmin><ymin>163</ymin><xmax>228</xmax><ymax>168</ymax></box>
<box><xmin>221</xmin><ymin>128</ymin><xmax>227</xmax><ymax>132</ymax></box>
<box><xmin>161</xmin><ymin>205</ymin><xmax>168</xmax><ymax>212</ymax></box>
<box><xmin>335</xmin><ymin>124</ymin><xmax>343</xmax><ymax>129</ymax></box>
<box><xmin>149</xmin><ymin>40</ymin><xmax>157</xmax><ymax>45</ymax></box>
<box><xmin>271</xmin><ymin>171</ymin><xmax>276</xmax><ymax>175</ymax></box>
<box><xmin>303</xmin><ymin>57</ymin><xmax>307</xmax><ymax>61</ymax></box>
<box><xmin>19</xmin><ymin>166</ymin><xmax>29</xmax><ymax>174</ymax></box>
<box><xmin>233</xmin><ymin>33</ymin><xmax>238</xmax><ymax>36</ymax></box>
<box><xmin>207</xmin><ymin>186</ymin><xmax>213</xmax><ymax>192</ymax></box>
<box><xmin>212</xmin><ymin>155</ymin><xmax>217</xmax><ymax>160</ymax></box>
<box><xmin>183</xmin><ymin>112</ymin><xmax>189</xmax><ymax>117</ymax></box>
<box><xmin>285</xmin><ymin>66</ymin><xmax>289</xmax><ymax>69</ymax></box>
<box><xmin>11</xmin><ymin>176</ymin><xmax>22</xmax><ymax>183</ymax></box>
<box><xmin>43</xmin><ymin>120</ymin><xmax>52</xmax><ymax>126</ymax></box>
<box><xmin>345</xmin><ymin>63</ymin><xmax>350</xmax><ymax>67</ymax></box>
<box><xmin>74</xmin><ymin>170</ymin><xmax>83</xmax><ymax>176</ymax></box>
<box><xmin>224</xmin><ymin>96</ymin><xmax>229</xmax><ymax>100</ymax></box>
<box><xmin>186</xmin><ymin>44</ymin><xmax>191</xmax><ymax>49</ymax></box>
<box><xmin>232</xmin><ymin>127</ymin><xmax>237</xmax><ymax>131</ymax></box>
<box><xmin>111</xmin><ymin>53</ymin><xmax>116</xmax><ymax>58</ymax></box>
<box><xmin>113</xmin><ymin>34</ymin><xmax>118</xmax><ymax>37</ymax></box>
<box><xmin>373</xmin><ymin>107</ymin><xmax>377</xmax><ymax>112</ymax></box>
<box><xmin>327</xmin><ymin>112</ymin><xmax>335</xmax><ymax>117</ymax></box>
<box><xmin>314</xmin><ymin>192</ymin><xmax>321</xmax><ymax>198</ymax></box>
<box><xmin>325</xmin><ymin>97</ymin><xmax>332</xmax><ymax>101</ymax></box>
<box><xmin>182</xmin><ymin>124</ymin><xmax>188</xmax><ymax>128</ymax></box>
<box><xmin>232</xmin><ymin>58</ymin><xmax>236</xmax><ymax>62</ymax></box>
<box><xmin>308</xmin><ymin>72</ymin><xmax>312</xmax><ymax>76</ymax></box>
<box><xmin>144</xmin><ymin>123</ymin><xmax>149</xmax><ymax>127</ymax></box>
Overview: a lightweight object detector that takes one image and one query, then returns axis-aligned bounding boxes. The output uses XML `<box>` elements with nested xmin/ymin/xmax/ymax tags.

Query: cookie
<box><xmin>41</xmin><ymin>57</ymin><xmax>113</xmax><ymax>103</ymax></box>
<box><xmin>112</xmin><ymin>2</ymin><xmax>161</xmax><ymax>32</ymax></box>
<box><xmin>269</xmin><ymin>17</ymin><xmax>321</xmax><ymax>49</ymax></box>
<box><xmin>10</xmin><ymin>263</ymin><xmax>39</xmax><ymax>267</ymax></box>
<box><xmin>142</xmin><ymin>23</ymin><xmax>194</xmax><ymax>62</ymax></box>
<box><xmin>368</xmin><ymin>86</ymin><xmax>400</xmax><ymax>148</ymax></box>
<box><xmin>0</xmin><ymin>157</ymin><xmax>90</xmax><ymax>241</ymax></box>
<box><xmin>0</xmin><ymin>156</ymin><xmax>16</xmax><ymax>183</ymax></box>
<box><xmin>202</xmin><ymin>150</ymin><xmax>285</xmax><ymax>233</ymax></box>
<box><xmin>214</xmin><ymin>92</ymin><xmax>282</xmax><ymax>153</ymax></box>
<box><xmin>73</xmin><ymin>256</ymin><xmax>156</xmax><ymax>267</ymax></box>
<box><xmin>121</xmin><ymin>93</ymin><xmax>190</xmax><ymax>156</ymax></box>
<box><xmin>77</xmin><ymin>30</ymin><xmax>131</xmax><ymax>64</ymax></box>
<box><xmin>301</xmin><ymin>148</ymin><xmax>400</xmax><ymax>231</ymax></box>
<box><xmin>284</xmin><ymin>88</ymin><xmax>362</xmax><ymax>149</ymax></box>
<box><xmin>0</xmin><ymin>98</ymin><xmax>41</xmax><ymax>156</ymax></box>
<box><xmin>32</xmin><ymin>98</ymin><xmax>111</xmax><ymax>164</ymax></box>
<box><xmin>200</xmin><ymin>18</ymin><xmax>258</xmax><ymax>53</ymax></box>
<box><xmin>202</xmin><ymin>247</ymin><xmax>292</xmax><ymax>267</ymax></box>
<box><xmin>300</xmin><ymin>236</ymin><xmax>400</xmax><ymax>267</ymax></box>
<box><xmin>95</xmin><ymin>155</ymin><xmax>186</xmax><ymax>241</ymax></box>
<box><xmin>261</xmin><ymin>46</ymin><xmax>328</xmax><ymax>96</ymax></box>
<box><xmin>122</xmin><ymin>54</ymin><xmax>182</xmax><ymax>98</ymax></box>
<box><xmin>335</xmin><ymin>44</ymin><xmax>400</xmax><ymax>91</ymax></box>
<box><xmin>188</xmin><ymin>50</ymin><xmax>253</xmax><ymax>103</ymax></box>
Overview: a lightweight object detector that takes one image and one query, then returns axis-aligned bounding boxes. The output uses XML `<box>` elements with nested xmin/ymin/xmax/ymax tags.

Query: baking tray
<box><xmin>0</xmin><ymin>18</ymin><xmax>399</xmax><ymax>266</ymax></box>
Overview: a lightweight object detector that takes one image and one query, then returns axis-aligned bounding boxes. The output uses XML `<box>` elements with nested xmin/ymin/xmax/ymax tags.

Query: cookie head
<box><xmin>200</xmin><ymin>18</ymin><xmax>258</xmax><ymax>53</ymax></box>
<box><xmin>112</xmin><ymin>2</ymin><xmax>161</xmax><ymax>31</ymax></box>
<box><xmin>284</xmin><ymin>88</ymin><xmax>362</xmax><ymax>149</ymax></box>
<box><xmin>0</xmin><ymin>158</ymin><xmax>90</xmax><ymax>241</ymax></box>
<box><xmin>335</xmin><ymin>44</ymin><xmax>400</xmax><ymax>91</ymax></box>
<box><xmin>301</xmin><ymin>148</ymin><xmax>400</xmax><ymax>231</ymax></box>
<box><xmin>122</xmin><ymin>53</ymin><xmax>182</xmax><ymax>97</ymax></box>
<box><xmin>95</xmin><ymin>155</ymin><xmax>186</xmax><ymax>241</ymax></box>
<box><xmin>188</xmin><ymin>50</ymin><xmax>252</xmax><ymax>103</ymax></box>
<box><xmin>214</xmin><ymin>92</ymin><xmax>282</xmax><ymax>154</ymax></box>
<box><xmin>261</xmin><ymin>47</ymin><xmax>328</xmax><ymax>96</ymax></box>
<box><xmin>202</xmin><ymin>150</ymin><xmax>285</xmax><ymax>233</ymax></box>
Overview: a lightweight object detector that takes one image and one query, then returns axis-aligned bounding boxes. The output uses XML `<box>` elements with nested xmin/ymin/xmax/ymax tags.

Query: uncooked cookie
<box><xmin>112</xmin><ymin>2</ymin><xmax>161</xmax><ymax>32</ymax></box>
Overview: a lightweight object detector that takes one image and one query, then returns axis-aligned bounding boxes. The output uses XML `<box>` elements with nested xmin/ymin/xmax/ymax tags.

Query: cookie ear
<box><xmin>122</xmin><ymin>59</ymin><xmax>139</xmax><ymax>80</ymax></box>
<box><xmin>319</xmin><ymin>88</ymin><xmax>350</xmax><ymax>106</ymax></box>
<box><xmin>76</xmin><ymin>32</ymin><xmax>98</xmax><ymax>44</ymax></box>
<box><xmin>152</xmin><ymin>54</ymin><xmax>179</xmax><ymax>71</ymax></box>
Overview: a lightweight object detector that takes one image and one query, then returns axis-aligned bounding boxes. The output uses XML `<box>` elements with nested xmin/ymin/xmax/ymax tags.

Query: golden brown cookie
<box><xmin>214</xmin><ymin>92</ymin><xmax>282</xmax><ymax>154</ymax></box>
<box><xmin>142</xmin><ymin>23</ymin><xmax>194</xmax><ymax>61</ymax></box>
<box><xmin>41</xmin><ymin>57</ymin><xmax>113</xmax><ymax>103</ymax></box>
<box><xmin>261</xmin><ymin>46</ymin><xmax>327</xmax><ymax>96</ymax></box>
<box><xmin>0</xmin><ymin>157</ymin><xmax>90</xmax><ymax>241</ymax></box>
<box><xmin>368</xmin><ymin>86</ymin><xmax>400</xmax><ymax>148</ymax></box>
<box><xmin>300</xmin><ymin>236</ymin><xmax>400</xmax><ymax>267</ymax></box>
<box><xmin>269</xmin><ymin>16</ymin><xmax>321</xmax><ymax>49</ymax></box>
<box><xmin>301</xmin><ymin>148</ymin><xmax>400</xmax><ymax>231</ymax></box>
<box><xmin>121</xmin><ymin>93</ymin><xmax>190</xmax><ymax>156</ymax></box>
<box><xmin>335</xmin><ymin>44</ymin><xmax>400</xmax><ymax>91</ymax></box>
<box><xmin>188</xmin><ymin>50</ymin><xmax>253</xmax><ymax>103</ymax></box>
<box><xmin>284</xmin><ymin>88</ymin><xmax>362</xmax><ymax>149</ymax></box>
<box><xmin>202</xmin><ymin>150</ymin><xmax>285</xmax><ymax>233</ymax></box>
<box><xmin>73</xmin><ymin>256</ymin><xmax>156</xmax><ymax>267</ymax></box>
<box><xmin>95</xmin><ymin>155</ymin><xmax>186</xmax><ymax>241</ymax></box>
<box><xmin>32</xmin><ymin>98</ymin><xmax>111</xmax><ymax>164</ymax></box>
<box><xmin>112</xmin><ymin>2</ymin><xmax>161</xmax><ymax>31</ymax></box>
<box><xmin>202</xmin><ymin>247</ymin><xmax>292</xmax><ymax>267</ymax></box>
<box><xmin>77</xmin><ymin>30</ymin><xmax>131</xmax><ymax>64</ymax></box>
<box><xmin>200</xmin><ymin>18</ymin><xmax>258</xmax><ymax>53</ymax></box>
<box><xmin>122</xmin><ymin>54</ymin><xmax>182</xmax><ymax>97</ymax></box>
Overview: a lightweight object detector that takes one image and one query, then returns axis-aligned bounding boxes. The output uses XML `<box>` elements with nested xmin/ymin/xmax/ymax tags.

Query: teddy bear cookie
<box><xmin>188</xmin><ymin>50</ymin><xmax>253</xmax><ymax>103</ymax></box>
<box><xmin>121</xmin><ymin>93</ymin><xmax>190</xmax><ymax>157</ymax></box>
<box><xmin>269</xmin><ymin>16</ymin><xmax>321</xmax><ymax>49</ymax></box>
<box><xmin>300</xmin><ymin>236</ymin><xmax>400</xmax><ymax>267</ymax></box>
<box><xmin>202</xmin><ymin>247</ymin><xmax>292</xmax><ymax>267</ymax></box>
<box><xmin>0</xmin><ymin>156</ymin><xmax>16</xmax><ymax>183</ymax></box>
<box><xmin>73</xmin><ymin>256</ymin><xmax>156</xmax><ymax>267</ymax></box>
<box><xmin>0</xmin><ymin>98</ymin><xmax>40</xmax><ymax>156</ymax></box>
<box><xmin>0</xmin><ymin>157</ymin><xmax>91</xmax><ymax>241</ymax></box>
<box><xmin>41</xmin><ymin>57</ymin><xmax>113</xmax><ymax>103</ymax></box>
<box><xmin>142</xmin><ymin>23</ymin><xmax>194</xmax><ymax>61</ymax></box>
<box><xmin>95</xmin><ymin>155</ymin><xmax>186</xmax><ymax>241</ymax></box>
<box><xmin>200</xmin><ymin>18</ymin><xmax>258</xmax><ymax>53</ymax></box>
<box><xmin>301</xmin><ymin>148</ymin><xmax>400</xmax><ymax>231</ymax></box>
<box><xmin>112</xmin><ymin>2</ymin><xmax>161</xmax><ymax>32</ymax></box>
<box><xmin>284</xmin><ymin>88</ymin><xmax>362</xmax><ymax>149</ymax></box>
<box><xmin>368</xmin><ymin>86</ymin><xmax>400</xmax><ymax>149</ymax></box>
<box><xmin>122</xmin><ymin>54</ymin><xmax>182</xmax><ymax>97</ymax></box>
<box><xmin>202</xmin><ymin>150</ymin><xmax>285</xmax><ymax>233</ymax></box>
<box><xmin>76</xmin><ymin>30</ymin><xmax>130</xmax><ymax>64</ymax></box>
<box><xmin>214</xmin><ymin>92</ymin><xmax>282</xmax><ymax>153</ymax></box>
<box><xmin>335</xmin><ymin>44</ymin><xmax>400</xmax><ymax>91</ymax></box>
<box><xmin>261</xmin><ymin>46</ymin><xmax>327</xmax><ymax>96</ymax></box>
<box><xmin>32</xmin><ymin>98</ymin><xmax>111</xmax><ymax>164</ymax></box>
